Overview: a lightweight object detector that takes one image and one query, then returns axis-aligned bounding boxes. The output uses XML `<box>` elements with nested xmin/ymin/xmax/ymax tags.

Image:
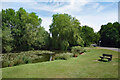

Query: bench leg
<box><xmin>100</xmin><ymin>57</ymin><xmax>104</xmax><ymax>60</ymax></box>
<box><xmin>108</xmin><ymin>59</ymin><xmax>111</xmax><ymax>62</ymax></box>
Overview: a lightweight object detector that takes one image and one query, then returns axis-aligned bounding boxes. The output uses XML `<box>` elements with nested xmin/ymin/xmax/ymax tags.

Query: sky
<box><xmin>1</xmin><ymin>0</ymin><xmax>119</xmax><ymax>32</ymax></box>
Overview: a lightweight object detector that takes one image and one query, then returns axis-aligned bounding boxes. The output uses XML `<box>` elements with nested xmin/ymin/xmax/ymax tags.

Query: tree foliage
<box><xmin>99</xmin><ymin>22</ymin><xmax>120</xmax><ymax>47</ymax></box>
<box><xmin>33</xmin><ymin>27</ymin><xmax>50</xmax><ymax>50</ymax></box>
<box><xmin>2</xmin><ymin>27</ymin><xmax>13</xmax><ymax>52</ymax></box>
<box><xmin>49</xmin><ymin>13</ymin><xmax>84</xmax><ymax>50</ymax></box>
<box><xmin>2</xmin><ymin>8</ymin><xmax>49</xmax><ymax>52</ymax></box>
<box><xmin>81</xmin><ymin>26</ymin><xmax>98</xmax><ymax>46</ymax></box>
<box><xmin>2</xmin><ymin>7</ymin><xmax>119</xmax><ymax>53</ymax></box>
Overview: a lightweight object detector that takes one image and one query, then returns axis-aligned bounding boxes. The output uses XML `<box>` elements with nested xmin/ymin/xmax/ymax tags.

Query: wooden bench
<box><xmin>99</xmin><ymin>54</ymin><xmax>112</xmax><ymax>62</ymax></box>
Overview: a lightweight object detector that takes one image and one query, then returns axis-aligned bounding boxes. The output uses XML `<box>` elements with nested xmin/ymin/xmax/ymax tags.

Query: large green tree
<box><xmin>33</xmin><ymin>27</ymin><xmax>50</xmax><ymax>50</ymax></box>
<box><xmin>2</xmin><ymin>8</ymin><xmax>49</xmax><ymax>52</ymax></box>
<box><xmin>11</xmin><ymin>8</ymin><xmax>42</xmax><ymax>51</ymax></box>
<box><xmin>49</xmin><ymin>13</ymin><xmax>84</xmax><ymax>50</ymax></box>
<box><xmin>2</xmin><ymin>27</ymin><xmax>13</xmax><ymax>52</ymax></box>
<box><xmin>99</xmin><ymin>22</ymin><xmax>120</xmax><ymax>47</ymax></box>
<box><xmin>93</xmin><ymin>32</ymin><xmax>100</xmax><ymax>44</ymax></box>
<box><xmin>81</xmin><ymin>25</ymin><xmax>96</xmax><ymax>46</ymax></box>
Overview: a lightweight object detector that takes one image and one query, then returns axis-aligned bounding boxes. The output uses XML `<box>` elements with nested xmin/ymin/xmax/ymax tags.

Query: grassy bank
<box><xmin>2</xmin><ymin>47</ymin><xmax>119</xmax><ymax>78</ymax></box>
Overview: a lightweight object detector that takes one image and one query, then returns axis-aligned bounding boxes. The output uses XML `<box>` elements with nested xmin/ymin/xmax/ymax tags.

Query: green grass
<box><xmin>2</xmin><ymin>47</ymin><xmax>119</xmax><ymax>78</ymax></box>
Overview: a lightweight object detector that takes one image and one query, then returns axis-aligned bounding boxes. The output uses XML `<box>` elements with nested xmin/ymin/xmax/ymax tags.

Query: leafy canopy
<box><xmin>49</xmin><ymin>13</ymin><xmax>84</xmax><ymax>50</ymax></box>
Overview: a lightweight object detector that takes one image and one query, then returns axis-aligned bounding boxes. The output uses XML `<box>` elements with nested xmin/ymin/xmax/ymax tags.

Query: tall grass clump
<box><xmin>54</xmin><ymin>53</ymin><xmax>73</xmax><ymax>60</ymax></box>
<box><xmin>2</xmin><ymin>50</ymin><xmax>54</xmax><ymax>68</ymax></box>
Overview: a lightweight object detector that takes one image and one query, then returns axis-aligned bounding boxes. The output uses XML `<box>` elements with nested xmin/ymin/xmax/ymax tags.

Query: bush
<box><xmin>2</xmin><ymin>50</ymin><xmax>55</xmax><ymax>68</ymax></box>
<box><xmin>8</xmin><ymin>61</ymin><xmax>14</xmax><ymax>67</ymax></box>
<box><xmin>54</xmin><ymin>53</ymin><xmax>73</xmax><ymax>60</ymax></box>
<box><xmin>32</xmin><ymin>56</ymin><xmax>46</xmax><ymax>63</ymax></box>
<box><xmin>2</xmin><ymin>61</ymin><xmax>9</xmax><ymax>67</ymax></box>
<box><xmin>13</xmin><ymin>59</ymin><xmax>20</xmax><ymax>66</ymax></box>
<box><xmin>71</xmin><ymin>46</ymin><xmax>86</xmax><ymax>54</ymax></box>
<box><xmin>4</xmin><ymin>45</ymin><xmax>13</xmax><ymax>53</ymax></box>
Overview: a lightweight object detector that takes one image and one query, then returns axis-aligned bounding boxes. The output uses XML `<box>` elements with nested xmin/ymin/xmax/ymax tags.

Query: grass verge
<box><xmin>2</xmin><ymin>48</ymin><xmax>119</xmax><ymax>78</ymax></box>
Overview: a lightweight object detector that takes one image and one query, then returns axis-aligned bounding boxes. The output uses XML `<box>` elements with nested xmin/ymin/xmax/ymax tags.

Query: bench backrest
<box><xmin>103</xmin><ymin>54</ymin><xmax>112</xmax><ymax>58</ymax></box>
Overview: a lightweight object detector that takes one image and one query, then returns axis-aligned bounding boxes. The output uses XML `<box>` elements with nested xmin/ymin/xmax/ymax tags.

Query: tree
<box><xmin>81</xmin><ymin>25</ymin><xmax>95</xmax><ymax>46</ymax></box>
<box><xmin>99</xmin><ymin>22</ymin><xmax>120</xmax><ymax>47</ymax></box>
<box><xmin>93</xmin><ymin>32</ymin><xmax>100</xmax><ymax>44</ymax></box>
<box><xmin>33</xmin><ymin>27</ymin><xmax>50</xmax><ymax>50</ymax></box>
<box><xmin>2</xmin><ymin>8</ymin><xmax>49</xmax><ymax>52</ymax></box>
<box><xmin>1</xmin><ymin>9</ymin><xmax>16</xmax><ymax>52</ymax></box>
<box><xmin>17</xmin><ymin>23</ymin><xmax>37</xmax><ymax>50</ymax></box>
<box><xmin>0</xmin><ymin>12</ymin><xmax>2</xmax><ymax>52</ymax></box>
<box><xmin>2</xmin><ymin>27</ymin><xmax>13</xmax><ymax>52</ymax></box>
<box><xmin>11</xmin><ymin>8</ymin><xmax>42</xmax><ymax>51</ymax></box>
<box><xmin>113</xmin><ymin>22</ymin><xmax>120</xmax><ymax>47</ymax></box>
<box><xmin>49</xmin><ymin>13</ymin><xmax>84</xmax><ymax>50</ymax></box>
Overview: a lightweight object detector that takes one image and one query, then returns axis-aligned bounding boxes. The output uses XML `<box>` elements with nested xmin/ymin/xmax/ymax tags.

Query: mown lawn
<box><xmin>2</xmin><ymin>47</ymin><xmax>119</xmax><ymax>78</ymax></box>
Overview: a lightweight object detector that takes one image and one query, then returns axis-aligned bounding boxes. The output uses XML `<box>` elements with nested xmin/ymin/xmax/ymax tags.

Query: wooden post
<box><xmin>50</xmin><ymin>54</ymin><xmax>52</xmax><ymax>61</ymax></box>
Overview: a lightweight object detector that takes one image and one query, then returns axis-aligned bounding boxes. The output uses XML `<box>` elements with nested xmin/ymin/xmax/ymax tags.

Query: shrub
<box><xmin>25</xmin><ymin>58</ymin><xmax>32</xmax><ymax>64</ymax></box>
<box><xmin>22</xmin><ymin>56</ymin><xmax>32</xmax><ymax>64</ymax></box>
<box><xmin>13</xmin><ymin>59</ymin><xmax>19</xmax><ymax>66</ymax></box>
<box><xmin>71</xmin><ymin>46</ymin><xmax>86</xmax><ymax>54</ymax></box>
<box><xmin>54</xmin><ymin>53</ymin><xmax>73</xmax><ymax>60</ymax></box>
<box><xmin>32</xmin><ymin>56</ymin><xmax>45</xmax><ymax>63</ymax></box>
<box><xmin>80</xmin><ymin>47</ymin><xmax>87</xmax><ymax>53</ymax></box>
<box><xmin>65</xmin><ymin>53</ymin><xmax>74</xmax><ymax>57</ymax></box>
<box><xmin>2</xmin><ymin>50</ymin><xmax>55</xmax><ymax>68</ymax></box>
<box><xmin>4</xmin><ymin>45</ymin><xmax>13</xmax><ymax>53</ymax></box>
<box><xmin>2</xmin><ymin>61</ymin><xmax>9</xmax><ymax>67</ymax></box>
<box><xmin>8</xmin><ymin>61</ymin><xmax>14</xmax><ymax>67</ymax></box>
<box><xmin>17</xmin><ymin>59</ymin><xmax>24</xmax><ymax>65</ymax></box>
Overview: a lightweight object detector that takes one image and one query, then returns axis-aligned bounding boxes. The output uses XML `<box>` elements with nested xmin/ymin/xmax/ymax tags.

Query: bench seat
<box><xmin>99</xmin><ymin>54</ymin><xmax>112</xmax><ymax>62</ymax></box>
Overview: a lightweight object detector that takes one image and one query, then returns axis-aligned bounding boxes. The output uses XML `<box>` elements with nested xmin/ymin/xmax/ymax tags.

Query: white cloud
<box><xmin>1</xmin><ymin>0</ymin><xmax>119</xmax><ymax>2</ymax></box>
<box><xmin>41</xmin><ymin>17</ymin><xmax>52</xmax><ymax>32</ymax></box>
<box><xmin>92</xmin><ymin>3</ymin><xmax>99</xmax><ymax>8</ymax></box>
<box><xmin>1</xmin><ymin>0</ymin><xmax>38</xmax><ymax>2</ymax></box>
<box><xmin>96</xmin><ymin>5</ymin><xmax>105</xmax><ymax>12</ymax></box>
<box><xmin>77</xmin><ymin>12</ymin><xmax>117</xmax><ymax>32</ymax></box>
<box><xmin>18</xmin><ymin>0</ymin><xmax>89</xmax><ymax>14</ymax></box>
<box><xmin>1</xmin><ymin>0</ymin><xmax>113</xmax><ymax>14</ymax></box>
<box><xmin>118</xmin><ymin>2</ymin><xmax>120</xmax><ymax>23</ymax></box>
<box><xmin>41</xmin><ymin>10</ymin><xmax>117</xmax><ymax>32</ymax></box>
<box><xmin>1</xmin><ymin>0</ymin><xmax>118</xmax><ymax>32</ymax></box>
<box><xmin>88</xmin><ymin>3</ymin><xmax>109</xmax><ymax>13</ymax></box>
<box><xmin>53</xmin><ymin>0</ymin><xmax>89</xmax><ymax>14</ymax></box>
<box><xmin>0</xmin><ymin>2</ymin><xmax>2</xmax><ymax>11</ymax></box>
